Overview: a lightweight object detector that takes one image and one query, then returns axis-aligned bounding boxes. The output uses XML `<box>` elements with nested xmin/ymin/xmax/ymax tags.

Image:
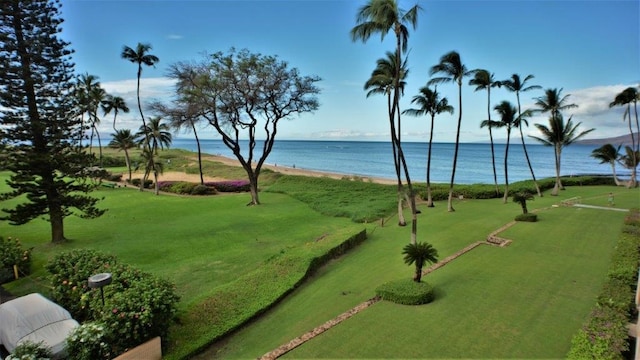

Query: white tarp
<box><xmin>0</xmin><ymin>293</ymin><xmax>78</xmax><ymax>359</ymax></box>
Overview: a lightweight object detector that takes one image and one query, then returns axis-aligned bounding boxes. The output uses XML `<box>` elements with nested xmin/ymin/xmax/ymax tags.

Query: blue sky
<box><xmin>59</xmin><ymin>0</ymin><xmax>639</xmax><ymax>142</ymax></box>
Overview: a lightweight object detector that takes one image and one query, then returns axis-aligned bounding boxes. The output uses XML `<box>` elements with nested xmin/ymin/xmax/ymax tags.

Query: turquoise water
<box><xmin>171</xmin><ymin>138</ymin><xmax>622</xmax><ymax>185</ymax></box>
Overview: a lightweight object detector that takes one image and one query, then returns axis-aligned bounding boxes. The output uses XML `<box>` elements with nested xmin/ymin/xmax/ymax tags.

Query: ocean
<box><xmin>170</xmin><ymin>138</ymin><xmax>624</xmax><ymax>185</ymax></box>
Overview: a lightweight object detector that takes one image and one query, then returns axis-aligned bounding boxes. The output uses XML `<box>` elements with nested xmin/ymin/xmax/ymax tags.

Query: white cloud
<box><xmin>167</xmin><ymin>34</ymin><xmax>183</xmax><ymax>40</ymax></box>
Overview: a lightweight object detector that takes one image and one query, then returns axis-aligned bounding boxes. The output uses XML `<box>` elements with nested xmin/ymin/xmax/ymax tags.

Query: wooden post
<box><xmin>13</xmin><ymin>264</ymin><xmax>19</xmax><ymax>280</ymax></box>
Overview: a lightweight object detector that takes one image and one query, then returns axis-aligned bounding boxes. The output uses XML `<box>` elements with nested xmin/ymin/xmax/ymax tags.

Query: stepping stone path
<box><xmin>258</xmin><ymin>218</ymin><xmax>524</xmax><ymax>359</ymax></box>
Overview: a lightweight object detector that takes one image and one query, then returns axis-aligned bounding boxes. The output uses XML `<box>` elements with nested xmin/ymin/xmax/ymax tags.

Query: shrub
<box><xmin>515</xmin><ymin>213</ymin><xmax>537</xmax><ymax>222</ymax></box>
<box><xmin>567</xmin><ymin>306</ymin><xmax>629</xmax><ymax>359</ymax></box>
<box><xmin>105</xmin><ymin>173</ymin><xmax>122</xmax><ymax>182</ymax></box>
<box><xmin>47</xmin><ymin>249</ymin><xmax>179</xmax><ymax>358</ymax></box>
<box><xmin>6</xmin><ymin>340</ymin><xmax>52</xmax><ymax>360</ymax></box>
<box><xmin>375</xmin><ymin>278</ymin><xmax>435</xmax><ymax>305</ymax></box>
<box><xmin>191</xmin><ymin>184</ymin><xmax>216</xmax><ymax>195</ymax></box>
<box><xmin>66</xmin><ymin>322</ymin><xmax>112</xmax><ymax>360</ymax></box>
<box><xmin>0</xmin><ymin>236</ymin><xmax>32</xmax><ymax>284</ymax></box>
<box><xmin>204</xmin><ymin>180</ymin><xmax>251</xmax><ymax>192</ymax></box>
<box><xmin>129</xmin><ymin>178</ymin><xmax>153</xmax><ymax>188</ymax></box>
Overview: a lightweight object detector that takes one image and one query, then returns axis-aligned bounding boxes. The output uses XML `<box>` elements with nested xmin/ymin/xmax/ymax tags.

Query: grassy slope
<box><xmin>207</xmin><ymin>186</ymin><xmax>636</xmax><ymax>359</ymax></box>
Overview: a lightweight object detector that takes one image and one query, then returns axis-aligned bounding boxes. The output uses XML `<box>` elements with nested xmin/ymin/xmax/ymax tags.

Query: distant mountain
<box><xmin>576</xmin><ymin>133</ymin><xmax>638</xmax><ymax>146</ymax></box>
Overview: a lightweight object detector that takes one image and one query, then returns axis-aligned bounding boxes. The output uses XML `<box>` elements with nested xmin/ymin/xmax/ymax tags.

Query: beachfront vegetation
<box><xmin>401</xmin><ymin>241</ymin><xmax>438</xmax><ymax>282</ymax></box>
<box><xmin>493</xmin><ymin>100</ymin><xmax>518</xmax><ymax>203</ymax></box>
<box><xmin>352</xmin><ymin>0</ymin><xmax>421</xmax><ymax>241</ymax></box>
<box><xmin>375</xmin><ymin>278</ymin><xmax>435</xmax><ymax>305</ymax></box>
<box><xmin>0</xmin><ymin>0</ymin><xmax>105</xmax><ymax>243</ymax></box>
<box><xmin>428</xmin><ymin>51</ymin><xmax>472</xmax><ymax>212</ymax></box>
<box><xmin>591</xmin><ymin>144</ymin><xmax>624</xmax><ymax>186</ymax></box>
<box><xmin>609</xmin><ymin>86</ymin><xmax>639</xmax><ymax>188</ymax></box>
<box><xmin>530</xmin><ymin>113</ymin><xmax>595</xmax><ymax>195</ymax></box>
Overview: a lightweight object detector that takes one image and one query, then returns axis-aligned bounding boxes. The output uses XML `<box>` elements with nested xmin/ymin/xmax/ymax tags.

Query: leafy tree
<box><xmin>529</xmin><ymin>114</ymin><xmax>594</xmax><ymax>195</ymax></box>
<box><xmin>591</xmin><ymin>144</ymin><xmax>623</xmax><ymax>186</ymax></box>
<box><xmin>121</xmin><ymin>42</ymin><xmax>159</xmax><ymax>191</ymax></box>
<box><xmin>502</xmin><ymin>74</ymin><xmax>543</xmax><ymax>196</ymax></box>
<box><xmin>402</xmin><ymin>242</ymin><xmax>438</xmax><ymax>283</ymax></box>
<box><xmin>0</xmin><ymin>0</ymin><xmax>105</xmax><ymax>243</ymax></box>
<box><xmin>168</xmin><ymin>48</ymin><xmax>320</xmax><ymax>205</ymax></box>
<box><xmin>101</xmin><ymin>94</ymin><xmax>129</xmax><ymax>132</ymax></box>
<box><xmin>364</xmin><ymin>51</ymin><xmax>410</xmax><ymax>225</ymax></box>
<box><xmin>403</xmin><ymin>86</ymin><xmax>453</xmax><ymax>207</ymax></box>
<box><xmin>108</xmin><ymin>129</ymin><xmax>137</xmax><ymax>182</ymax></box>
<box><xmin>512</xmin><ymin>191</ymin><xmax>534</xmax><ymax>214</ymax></box>
<box><xmin>469</xmin><ymin>69</ymin><xmax>501</xmax><ymax>196</ymax></box>
<box><xmin>493</xmin><ymin>101</ymin><xmax>518</xmax><ymax>203</ymax></box>
<box><xmin>428</xmin><ymin>50</ymin><xmax>472</xmax><ymax>212</ymax></box>
<box><xmin>351</xmin><ymin>0</ymin><xmax>421</xmax><ymax>243</ymax></box>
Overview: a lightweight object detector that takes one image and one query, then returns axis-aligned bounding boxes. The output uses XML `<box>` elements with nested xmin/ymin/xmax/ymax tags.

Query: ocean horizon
<box><xmin>167</xmin><ymin>138</ymin><xmax>624</xmax><ymax>185</ymax></box>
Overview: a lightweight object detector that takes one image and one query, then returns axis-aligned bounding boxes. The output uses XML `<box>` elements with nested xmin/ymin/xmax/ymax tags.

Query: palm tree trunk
<box><xmin>552</xmin><ymin>145</ymin><xmax>561</xmax><ymax>196</ymax></box>
<box><xmin>112</xmin><ymin>113</ymin><xmax>118</xmax><ymax>132</ymax></box>
<box><xmin>124</xmin><ymin>148</ymin><xmax>132</xmax><ymax>181</ymax></box>
<box><xmin>137</xmin><ymin>65</ymin><xmax>153</xmax><ymax>192</ymax></box>
<box><xmin>191</xmin><ymin>123</ymin><xmax>204</xmax><ymax>185</ymax></box>
<box><xmin>610</xmin><ymin>162</ymin><xmax>622</xmax><ymax>186</ymax></box>
<box><xmin>519</xmin><ymin>125</ymin><xmax>542</xmax><ymax>197</ymax></box>
<box><xmin>414</xmin><ymin>265</ymin><xmax>422</xmax><ymax>283</ymax></box>
<box><xmin>486</xmin><ymin>88</ymin><xmax>499</xmax><ymax>197</ymax></box>
<box><xmin>95</xmin><ymin>126</ymin><xmax>103</xmax><ymax>168</ymax></box>
<box><xmin>426</xmin><ymin>115</ymin><xmax>435</xmax><ymax>207</ymax></box>
<box><xmin>389</xmin><ymin>86</ymin><xmax>406</xmax><ymax>227</ymax></box>
<box><xmin>503</xmin><ymin>130</ymin><xmax>511</xmax><ymax>204</ymax></box>
<box><xmin>396</xmin><ymin>108</ymin><xmax>417</xmax><ymax>244</ymax></box>
<box><xmin>448</xmin><ymin>82</ymin><xmax>463</xmax><ymax>212</ymax></box>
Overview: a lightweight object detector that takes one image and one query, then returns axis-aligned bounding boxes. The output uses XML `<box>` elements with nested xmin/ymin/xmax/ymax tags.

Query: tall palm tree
<box><xmin>591</xmin><ymin>144</ymin><xmax>623</xmax><ymax>186</ymax></box>
<box><xmin>75</xmin><ymin>73</ymin><xmax>100</xmax><ymax>149</ymax></box>
<box><xmin>609</xmin><ymin>87</ymin><xmax>639</xmax><ymax>187</ymax></box>
<box><xmin>403</xmin><ymin>86</ymin><xmax>453</xmax><ymax>207</ymax></box>
<box><xmin>469</xmin><ymin>69</ymin><xmax>501</xmax><ymax>196</ymax></box>
<box><xmin>502</xmin><ymin>74</ymin><xmax>543</xmax><ymax>197</ymax></box>
<box><xmin>529</xmin><ymin>114</ymin><xmax>594</xmax><ymax>195</ymax></box>
<box><xmin>121</xmin><ymin>42</ymin><xmax>159</xmax><ymax>191</ymax></box>
<box><xmin>351</xmin><ymin>0</ymin><xmax>420</xmax><ymax>242</ymax></box>
<box><xmin>138</xmin><ymin>116</ymin><xmax>172</xmax><ymax>155</ymax></box>
<box><xmin>101</xmin><ymin>94</ymin><xmax>129</xmax><ymax>132</ymax></box>
<box><xmin>402</xmin><ymin>242</ymin><xmax>438</xmax><ymax>283</ymax></box>
<box><xmin>428</xmin><ymin>50</ymin><xmax>472</xmax><ymax>212</ymax></box>
<box><xmin>493</xmin><ymin>101</ymin><xmax>518</xmax><ymax>203</ymax></box>
<box><xmin>88</xmin><ymin>85</ymin><xmax>106</xmax><ymax>167</ymax></box>
<box><xmin>364</xmin><ymin>52</ymin><xmax>410</xmax><ymax>226</ymax></box>
<box><xmin>108</xmin><ymin>129</ymin><xmax>136</xmax><ymax>181</ymax></box>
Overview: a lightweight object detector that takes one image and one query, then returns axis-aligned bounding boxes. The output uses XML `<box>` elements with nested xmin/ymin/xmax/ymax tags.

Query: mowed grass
<box><xmin>205</xmin><ymin>185</ymin><xmax>637</xmax><ymax>359</ymax></box>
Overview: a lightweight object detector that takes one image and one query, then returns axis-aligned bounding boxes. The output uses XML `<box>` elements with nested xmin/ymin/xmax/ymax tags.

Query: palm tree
<box><xmin>101</xmin><ymin>94</ymin><xmax>129</xmax><ymax>132</ymax></box>
<box><xmin>402</xmin><ymin>242</ymin><xmax>438</xmax><ymax>283</ymax></box>
<box><xmin>529</xmin><ymin>114</ymin><xmax>594</xmax><ymax>195</ymax></box>
<box><xmin>512</xmin><ymin>191</ymin><xmax>534</xmax><ymax>214</ymax></box>
<box><xmin>121</xmin><ymin>42</ymin><xmax>159</xmax><ymax>191</ymax></box>
<box><xmin>75</xmin><ymin>73</ymin><xmax>100</xmax><ymax>150</ymax></box>
<box><xmin>619</xmin><ymin>146</ymin><xmax>640</xmax><ymax>188</ymax></box>
<box><xmin>428</xmin><ymin>50</ymin><xmax>472</xmax><ymax>212</ymax></box>
<box><xmin>493</xmin><ymin>101</ymin><xmax>518</xmax><ymax>203</ymax></box>
<box><xmin>364</xmin><ymin>52</ymin><xmax>410</xmax><ymax>226</ymax></box>
<box><xmin>108</xmin><ymin>129</ymin><xmax>136</xmax><ymax>181</ymax></box>
<box><xmin>502</xmin><ymin>74</ymin><xmax>543</xmax><ymax>197</ymax></box>
<box><xmin>351</xmin><ymin>0</ymin><xmax>421</xmax><ymax>242</ymax></box>
<box><xmin>88</xmin><ymin>85</ymin><xmax>106</xmax><ymax>167</ymax></box>
<box><xmin>138</xmin><ymin>116</ymin><xmax>172</xmax><ymax>155</ymax></box>
<box><xmin>609</xmin><ymin>87</ymin><xmax>639</xmax><ymax>186</ymax></box>
<box><xmin>591</xmin><ymin>144</ymin><xmax>623</xmax><ymax>186</ymax></box>
<box><xmin>139</xmin><ymin>146</ymin><xmax>164</xmax><ymax>195</ymax></box>
<box><xmin>403</xmin><ymin>86</ymin><xmax>453</xmax><ymax>207</ymax></box>
<box><xmin>469</xmin><ymin>69</ymin><xmax>501</xmax><ymax>196</ymax></box>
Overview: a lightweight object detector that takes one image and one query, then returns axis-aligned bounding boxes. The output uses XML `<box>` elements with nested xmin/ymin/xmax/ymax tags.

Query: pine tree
<box><xmin>0</xmin><ymin>0</ymin><xmax>105</xmax><ymax>242</ymax></box>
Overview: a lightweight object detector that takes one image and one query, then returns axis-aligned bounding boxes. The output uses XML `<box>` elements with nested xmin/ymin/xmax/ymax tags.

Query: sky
<box><xmin>59</xmin><ymin>0</ymin><xmax>640</xmax><ymax>143</ymax></box>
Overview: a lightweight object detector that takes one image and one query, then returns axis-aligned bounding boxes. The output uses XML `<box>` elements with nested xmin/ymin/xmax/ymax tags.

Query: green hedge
<box><xmin>376</xmin><ymin>278</ymin><xmax>435</xmax><ymax>305</ymax></box>
<box><xmin>515</xmin><ymin>213</ymin><xmax>538</xmax><ymax>222</ymax></box>
<box><xmin>567</xmin><ymin>209</ymin><xmax>640</xmax><ymax>359</ymax></box>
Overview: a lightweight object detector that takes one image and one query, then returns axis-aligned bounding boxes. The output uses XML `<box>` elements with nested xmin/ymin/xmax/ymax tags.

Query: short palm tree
<box><xmin>428</xmin><ymin>51</ymin><xmax>472</xmax><ymax>212</ymax></box>
<box><xmin>121</xmin><ymin>42</ymin><xmax>159</xmax><ymax>191</ymax></box>
<box><xmin>619</xmin><ymin>146</ymin><xmax>640</xmax><ymax>188</ymax></box>
<box><xmin>139</xmin><ymin>147</ymin><xmax>164</xmax><ymax>195</ymax></box>
<box><xmin>108</xmin><ymin>129</ymin><xmax>136</xmax><ymax>181</ymax></box>
<box><xmin>529</xmin><ymin>114</ymin><xmax>594</xmax><ymax>195</ymax></box>
<box><xmin>402</xmin><ymin>242</ymin><xmax>438</xmax><ymax>283</ymax></box>
<box><xmin>609</xmin><ymin>87</ymin><xmax>639</xmax><ymax>187</ymax></box>
<box><xmin>101</xmin><ymin>94</ymin><xmax>129</xmax><ymax>132</ymax></box>
<box><xmin>493</xmin><ymin>101</ymin><xmax>518</xmax><ymax>203</ymax></box>
<box><xmin>138</xmin><ymin>116</ymin><xmax>172</xmax><ymax>155</ymax></box>
<box><xmin>403</xmin><ymin>86</ymin><xmax>453</xmax><ymax>207</ymax></box>
<box><xmin>469</xmin><ymin>69</ymin><xmax>502</xmax><ymax>196</ymax></box>
<box><xmin>503</xmin><ymin>74</ymin><xmax>543</xmax><ymax>197</ymax></box>
<box><xmin>591</xmin><ymin>144</ymin><xmax>622</xmax><ymax>186</ymax></box>
<box><xmin>512</xmin><ymin>191</ymin><xmax>534</xmax><ymax>214</ymax></box>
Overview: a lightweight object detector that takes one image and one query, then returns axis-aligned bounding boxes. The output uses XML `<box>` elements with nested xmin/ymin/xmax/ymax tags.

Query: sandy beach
<box><xmin>154</xmin><ymin>153</ymin><xmax>396</xmax><ymax>185</ymax></box>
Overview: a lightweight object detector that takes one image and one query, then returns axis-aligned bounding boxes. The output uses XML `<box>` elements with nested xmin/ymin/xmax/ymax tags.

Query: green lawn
<box><xmin>1</xmin><ymin>163</ymin><xmax>638</xmax><ymax>359</ymax></box>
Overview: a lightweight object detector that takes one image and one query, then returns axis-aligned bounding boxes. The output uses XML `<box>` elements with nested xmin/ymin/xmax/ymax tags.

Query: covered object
<box><xmin>0</xmin><ymin>293</ymin><xmax>78</xmax><ymax>359</ymax></box>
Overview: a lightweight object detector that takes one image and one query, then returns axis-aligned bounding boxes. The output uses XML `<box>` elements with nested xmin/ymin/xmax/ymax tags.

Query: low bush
<box><xmin>204</xmin><ymin>180</ymin><xmax>251</xmax><ymax>192</ymax></box>
<box><xmin>515</xmin><ymin>213</ymin><xmax>537</xmax><ymax>222</ymax></box>
<box><xmin>47</xmin><ymin>250</ymin><xmax>179</xmax><ymax>358</ymax></box>
<box><xmin>375</xmin><ymin>278</ymin><xmax>435</xmax><ymax>305</ymax></box>
<box><xmin>6</xmin><ymin>340</ymin><xmax>52</xmax><ymax>360</ymax></box>
<box><xmin>66</xmin><ymin>322</ymin><xmax>112</xmax><ymax>360</ymax></box>
<box><xmin>191</xmin><ymin>184</ymin><xmax>216</xmax><ymax>195</ymax></box>
<box><xmin>0</xmin><ymin>236</ymin><xmax>32</xmax><ymax>284</ymax></box>
<box><xmin>105</xmin><ymin>173</ymin><xmax>122</xmax><ymax>182</ymax></box>
<box><xmin>128</xmin><ymin>178</ymin><xmax>153</xmax><ymax>188</ymax></box>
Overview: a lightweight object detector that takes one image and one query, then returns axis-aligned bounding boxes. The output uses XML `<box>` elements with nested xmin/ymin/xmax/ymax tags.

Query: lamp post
<box><xmin>88</xmin><ymin>273</ymin><xmax>112</xmax><ymax>306</ymax></box>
